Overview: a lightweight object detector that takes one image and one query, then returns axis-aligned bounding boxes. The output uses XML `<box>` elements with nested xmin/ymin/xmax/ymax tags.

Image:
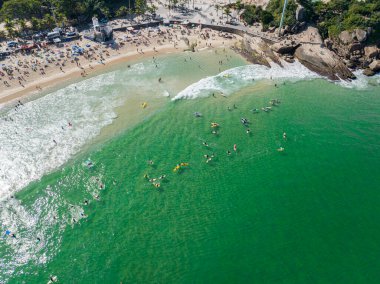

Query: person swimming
<box><xmin>202</xmin><ymin>142</ymin><xmax>209</xmax><ymax>147</ymax></box>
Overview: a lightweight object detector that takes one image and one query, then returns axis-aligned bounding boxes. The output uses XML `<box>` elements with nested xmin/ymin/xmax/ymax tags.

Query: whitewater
<box><xmin>173</xmin><ymin>61</ymin><xmax>380</xmax><ymax>100</ymax></box>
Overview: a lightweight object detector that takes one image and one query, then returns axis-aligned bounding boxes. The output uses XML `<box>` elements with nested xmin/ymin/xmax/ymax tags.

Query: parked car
<box><xmin>65</xmin><ymin>32</ymin><xmax>77</xmax><ymax>37</ymax></box>
<box><xmin>7</xmin><ymin>41</ymin><xmax>18</xmax><ymax>48</ymax></box>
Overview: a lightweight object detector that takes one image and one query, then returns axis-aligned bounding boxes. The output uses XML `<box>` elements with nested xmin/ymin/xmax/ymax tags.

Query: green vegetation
<box><xmin>313</xmin><ymin>0</ymin><xmax>380</xmax><ymax>40</ymax></box>
<box><xmin>240</xmin><ymin>0</ymin><xmax>379</xmax><ymax>41</ymax></box>
<box><xmin>266</xmin><ymin>0</ymin><xmax>298</xmax><ymax>26</ymax></box>
<box><xmin>0</xmin><ymin>0</ymin><xmax>155</xmax><ymax>37</ymax></box>
<box><xmin>240</xmin><ymin>0</ymin><xmax>297</xmax><ymax>29</ymax></box>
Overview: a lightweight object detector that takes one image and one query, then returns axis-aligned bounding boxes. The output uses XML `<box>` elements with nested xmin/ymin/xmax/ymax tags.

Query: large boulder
<box><xmin>339</xmin><ymin>31</ymin><xmax>353</xmax><ymax>45</ymax></box>
<box><xmin>294</xmin><ymin>44</ymin><xmax>356</xmax><ymax>80</ymax></box>
<box><xmin>296</xmin><ymin>6</ymin><xmax>306</xmax><ymax>22</ymax></box>
<box><xmin>363</xmin><ymin>68</ymin><xmax>375</xmax><ymax>76</ymax></box>
<box><xmin>352</xmin><ymin>29</ymin><xmax>367</xmax><ymax>42</ymax></box>
<box><xmin>364</xmin><ymin>46</ymin><xmax>379</xmax><ymax>59</ymax></box>
<box><xmin>369</xmin><ymin>60</ymin><xmax>380</xmax><ymax>72</ymax></box>
<box><xmin>349</xmin><ymin>43</ymin><xmax>363</xmax><ymax>54</ymax></box>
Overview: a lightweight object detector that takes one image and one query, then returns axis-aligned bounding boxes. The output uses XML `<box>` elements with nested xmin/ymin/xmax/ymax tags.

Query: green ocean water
<box><xmin>1</xmin><ymin>49</ymin><xmax>380</xmax><ymax>283</ymax></box>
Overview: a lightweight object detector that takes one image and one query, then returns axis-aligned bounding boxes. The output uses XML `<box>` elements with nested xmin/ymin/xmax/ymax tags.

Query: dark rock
<box><xmin>271</xmin><ymin>42</ymin><xmax>301</xmax><ymax>55</ymax></box>
<box><xmin>346</xmin><ymin>60</ymin><xmax>356</xmax><ymax>68</ymax></box>
<box><xmin>349</xmin><ymin>43</ymin><xmax>363</xmax><ymax>54</ymax></box>
<box><xmin>324</xmin><ymin>39</ymin><xmax>333</xmax><ymax>50</ymax></box>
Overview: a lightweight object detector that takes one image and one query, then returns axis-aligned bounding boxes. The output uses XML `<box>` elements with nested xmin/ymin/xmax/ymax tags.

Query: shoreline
<box><xmin>0</xmin><ymin>26</ymin><xmax>239</xmax><ymax>108</ymax></box>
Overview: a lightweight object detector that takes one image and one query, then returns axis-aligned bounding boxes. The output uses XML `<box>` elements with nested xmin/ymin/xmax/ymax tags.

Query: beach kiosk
<box><xmin>83</xmin><ymin>16</ymin><xmax>113</xmax><ymax>43</ymax></box>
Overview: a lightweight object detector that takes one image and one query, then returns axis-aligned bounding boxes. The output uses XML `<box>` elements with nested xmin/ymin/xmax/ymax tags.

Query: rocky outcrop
<box><xmin>364</xmin><ymin>46</ymin><xmax>379</xmax><ymax>59</ymax></box>
<box><xmin>233</xmin><ymin>36</ymin><xmax>282</xmax><ymax>67</ymax></box>
<box><xmin>369</xmin><ymin>60</ymin><xmax>380</xmax><ymax>72</ymax></box>
<box><xmin>294</xmin><ymin>44</ymin><xmax>356</xmax><ymax>80</ymax></box>
<box><xmin>339</xmin><ymin>29</ymin><xmax>368</xmax><ymax>45</ymax></box>
<box><xmin>271</xmin><ymin>41</ymin><xmax>300</xmax><ymax>55</ymax></box>
<box><xmin>349</xmin><ymin>43</ymin><xmax>363</xmax><ymax>54</ymax></box>
<box><xmin>339</xmin><ymin>31</ymin><xmax>353</xmax><ymax>45</ymax></box>
<box><xmin>352</xmin><ymin>29</ymin><xmax>367</xmax><ymax>42</ymax></box>
<box><xmin>363</xmin><ymin>68</ymin><xmax>375</xmax><ymax>76</ymax></box>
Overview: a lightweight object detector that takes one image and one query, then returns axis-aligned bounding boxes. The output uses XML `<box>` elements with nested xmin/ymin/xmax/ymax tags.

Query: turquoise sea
<box><xmin>1</xmin><ymin>48</ymin><xmax>380</xmax><ymax>283</ymax></box>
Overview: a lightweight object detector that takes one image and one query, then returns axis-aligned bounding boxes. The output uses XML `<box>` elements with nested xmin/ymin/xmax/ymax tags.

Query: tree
<box><xmin>261</xmin><ymin>10</ymin><xmax>274</xmax><ymax>26</ymax></box>
<box><xmin>224</xmin><ymin>7</ymin><xmax>231</xmax><ymax>22</ymax></box>
<box><xmin>116</xmin><ymin>6</ymin><xmax>129</xmax><ymax>17</ymax></box>
<box><xmin>215</xmin><ymin>4</ymin><xmax>220</xmax><ymax>16</ymax></box>
<box><xmin>1</xmin><ymin>0</ymin><xmax>43</xmax><ymax>20</ymax></box>
<box><xmin>4</xmin><ymin>19</ymin><xmax>17</xmax><ymax>38</ymax></box>
<box><xmin>135</xmin><ymin>0</ymin><xmax>146</xmax><ymax>16</ymax></box>
<box><xmin>267</xmin><ymin>0</ymin><xmax>298</xmax><ymax>26</ymax></box>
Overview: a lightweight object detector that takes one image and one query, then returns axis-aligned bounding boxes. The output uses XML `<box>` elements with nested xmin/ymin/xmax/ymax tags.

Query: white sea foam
<box><xmin>337</xmin><ymin>69</ymin><xmax>380</xmax><ymax>90</ymax></box>
<box><xmin>173</xmin><ymin>61</ymin><xmax>320</xmax><ymax>100</ymax></box>
<box><xmin>173</xmin><ymin>61</ymin><xmax>380</xmax><ymax>101</ymax></box>
<box><xmin>0</xmin><ymin>71</ymin><xmax>122</xmax><ymax>201</ymax></box>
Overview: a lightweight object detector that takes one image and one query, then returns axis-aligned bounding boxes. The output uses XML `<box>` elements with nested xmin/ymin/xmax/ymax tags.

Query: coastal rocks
<box><xmin>363</xmin><ymin>68</ymin><xmax>375</xmax><ymax>76</ymax></box>
<box><xmin>283</xmin><ymin>55</ymin><xmax>295</xmax><ymax>63</ymax></box>
<box><xmin>353</xmin><ymin>29</ymin><xmax>367</xmax><ymax>43</ymax></box>
<box><xmin>339</xmin><ymin>31</ymin><xmax>353</xmax><ymax>45</ymax></box>
<box><xmin>364</xmin><ymin>46</ymin><xmax>379</xmax><ymax>59</ymax></box>
<box><xmin>369</xmin><ymin>60</ymin><xmax>380</xmax><ymax>72</ymax></box>
<box><xmin>294</xmin><ymin>44</ymin><xmax>356</xmax><ymax>80</ymax></box>
<box><xmin>233</xmin><ymin>36</ymin><xmax>282</xmax><ymax>67</ymax></box>
<box><xmin>339</xmin><ymin>29</ymin><xmax>368</xmax><ymax>45</ymax></box>
<box><xmin>324</xmin><ymin>38</ymin><xmax>333</xmax><ymax>50</ymax></box>
<box><xmin>271</xmin><ymin>41</ymin><xmax>300</xmax><ymax>55</ymax></box>
<box><xmin>349</xmin><ymin>43</ymin><xmax>363</xmax><ymax>54</ymax></box>
<box><xmin>233</xmin><ymin>38</ymin><xmax>270</xmax><ymax>67</ymax></box>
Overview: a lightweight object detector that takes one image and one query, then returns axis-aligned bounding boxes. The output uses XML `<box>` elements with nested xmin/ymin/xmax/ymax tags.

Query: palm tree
<box><xmin>224</xmin><ymin>7</ymin><xmax>231</xmax><ymax>22</ymax></box>
<box><xmin>215</xmin><ymin>4</ymin><xmax>220</xmax><ymax>16</ymax></box>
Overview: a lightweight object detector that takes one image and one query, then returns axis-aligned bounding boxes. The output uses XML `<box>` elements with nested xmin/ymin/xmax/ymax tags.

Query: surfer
<box><xmin>233</xmin><ymin>144</ymin><xmax>237</xmax><ymax>152</ymax></box>
<box><xmin>283</xmin><ymin>132</ymin><xmax>287</xmax><ymax>140</ymax></box>
<box><xmin>227</xmin><ymin>150</ymin><xmax>231</xmax><ymax>156</ymax></box>
<box><xmin>158</xmin><ymin>77</ymin><xmax>162</xmax><ymax>83</ymax></box>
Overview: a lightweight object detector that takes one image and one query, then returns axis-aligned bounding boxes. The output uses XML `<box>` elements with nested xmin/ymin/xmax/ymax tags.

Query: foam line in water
<box><xmin>0</xmin><ymin>71</ymin><xmax>122</xmax><ymax>201</ymax></box>
<box><xmin>173</xmin><ymin>61</ymin><xmax>380</xmax><ymax>101</ymax></box>
<box><xmin>172</xmin><ymin>61</ymin><xmax>320</xmax><ymax>100</ymax></box>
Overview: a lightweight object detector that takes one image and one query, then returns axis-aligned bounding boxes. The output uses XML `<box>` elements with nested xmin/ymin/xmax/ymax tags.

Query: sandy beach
<box><xmin>0</xmin><ymin>25</ymin><xmax>240</xmax><ymax>107</ymax></box>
